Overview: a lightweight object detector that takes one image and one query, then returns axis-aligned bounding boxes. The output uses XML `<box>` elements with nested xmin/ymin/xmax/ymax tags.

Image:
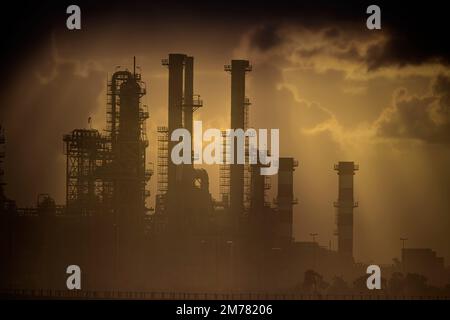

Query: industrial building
<box><xmin>401</xmin><ymin>248</ymin><xmax>447</xmax><ymax>286</ymax></box>
<box><xmin>0</xmin><ymin>54</ymin><xmax>372</xmax><ymax>293</ymax></box>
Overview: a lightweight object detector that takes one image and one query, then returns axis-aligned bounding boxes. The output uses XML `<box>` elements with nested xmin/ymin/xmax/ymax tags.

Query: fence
<box><xmin>1</xmin><ymin>289</ymin><xmax>449</xmax><ymax>300</ymax></box>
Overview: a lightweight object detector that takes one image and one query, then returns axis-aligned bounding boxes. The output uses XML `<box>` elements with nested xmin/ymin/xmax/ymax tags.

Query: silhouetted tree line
<box><xmin>294</xmin><ymin>270</ymin><xmax>450</xmax><ymax>297</ymax></box>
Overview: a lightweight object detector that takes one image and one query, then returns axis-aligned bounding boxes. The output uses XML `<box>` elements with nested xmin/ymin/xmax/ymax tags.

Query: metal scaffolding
<box><xmin>224</xmin><ymin>60</ymin><xmax>252</xmax><ymax>219</ymax></box>
<box><xmin>63</xmin><ymin>129</ymin><xmax>112</xmax><ymax>215</ymax></box>
<box><xmin>64</xmin><ymin>61</ymin><xmax>151</xmax><ymax>216</ymax></box>
<box><xmin>243</xmin><ymin>97</ymin><xmax>252</xmax><ymax>213</ymax></box>
<box><xmin>157</xmin><ymin>126</ymin><xmax>169</xmax><ymax>195</ymax></box>
<box><xmin>220</xmin><ymin>130</ymin><xmax>231</xmax><ymax>207</ymax></box>
<box><xmin>106</xmin><ymin>68</ymin><xmax>147</xmax><ymax>145</ymax></box>
<box><xmin>182</xmin><ymin>94</ymin><xmax>203</xmax><ymax>122</ymax></box>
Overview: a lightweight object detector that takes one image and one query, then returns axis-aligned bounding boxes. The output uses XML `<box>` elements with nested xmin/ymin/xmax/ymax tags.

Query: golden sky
<box><xmin>1</xmin><ymin>7</ymin><xmax>449</xmax><ymax>265</ymax></box>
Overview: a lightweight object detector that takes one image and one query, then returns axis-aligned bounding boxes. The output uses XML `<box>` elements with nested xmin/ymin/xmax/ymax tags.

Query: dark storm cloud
<box><xmin>377</xmin><ymin>75</ymin><xmax>450</xmax><ymax>143</ymax></box>
<box><xmin>365</xmin><ymin>31</ymin><xmax>450</xmax><ymax>71</ymax></box>
<box><xmin>323</xmin><ymin>28</ymin><xmax>341</xmax><ymax>39</ymax></box>
<box><xmin>294</xmin><ymin>42</ymin><xmax>364</xmax><ymax>62</ymax></box>
<box><xmin>241</xmin><ymin>1</ymin><xmax>450</xmax><ymax>70</ymax></box>
<box><xmin>249</xmin><ymin>24</ymin><xmax>282</xmax><ymax>52</ymax></box>
<box><xmin>433</xmin><ymin>74</ymin><xmax>450</xmax><ymax>108</ymax></box>
<box><xmin>0</xmin><ymin>1</ymin><xmax>449</xmax><ymax>78</ymax></box>
<box><xmin>336</xmin><ymin>45</ymin><xmax>365</xmax><ymax>61</ymax></box>
<box><xmin>362</xmin><ymin>0</ymin><xmax>450</xmax><ymax>69</ymax></box>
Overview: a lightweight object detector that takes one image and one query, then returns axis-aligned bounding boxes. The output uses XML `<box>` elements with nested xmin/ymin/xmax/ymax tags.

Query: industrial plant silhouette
<box><xmin>0</xmin><ymin>54</ymin><xmax>448</xmax><ymax>298</ymax></box>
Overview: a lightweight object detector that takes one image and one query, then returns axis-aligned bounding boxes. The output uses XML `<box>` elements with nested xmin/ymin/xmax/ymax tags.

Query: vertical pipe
<box><xmin>167</xmin><ymin>54</ymin><xmax>186</xmax><ymax>192</ymax></box>
<box><xmin>335</xmin><ymin>161</ymin><xmax>358</xmax><ymax>260</ymax></box>
<box><xmin>184</xmin><ymin>56</ymin><xmax>194</xmax><ymax>164</ymax></box>
<box><xmin>277</xmin><ymin>158</ymin><xmax>295</xmax><ymax>243</ymax></box>
<box><xmin>65</xmin><ymin>138</ymin><xmax>69</xmax><ymax>208</ymax></box>
<box><xmin>229</xmin><ymin>60</ymin><xmax>250</xmax><ymax>226</ymax></box>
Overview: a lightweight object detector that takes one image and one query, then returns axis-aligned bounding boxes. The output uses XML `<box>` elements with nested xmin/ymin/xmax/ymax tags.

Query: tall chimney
<box><xmin>164</xmin><ymin>53</ymin><xmax>186</xmax><ymax>193</ymax></box>
<box><xmin>334</xmin><ymin>161</ymin><xmax>358</xmax><ymax>260</ymax></box>
<box><xmin>276</xmin><ymin>158</ymin><xmax>297</xmax><ymax>243</ymax></box>
<box><xmin>225</xmin><ymin>60</ymin><xmax>251</xmax><ymax>226</ymax></box>
<box><xmin>183</xmin><ymin>56</ymin><xmax>194</xmax><ymax>165</ymax></box>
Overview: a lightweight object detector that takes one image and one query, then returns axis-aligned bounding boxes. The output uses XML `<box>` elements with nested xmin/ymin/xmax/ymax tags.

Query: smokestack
<box><xmin>183</xmin><ymin>56</ymin><xmax>194</xmax><ymax>164</ymax></box>
<box><xmin>276</xmin><ymin>158</ymin><xmax>297</xmax><ymax>243</ymax></box>
<box><xmin>250</xmin><ymin>163</ymin><xmax>265</xmax><ymax>215</ymax></box>
<box><xmin>334</xmin><ymin>161</ymin><xmax>358</xmax><ymax>260</ymax></box>
<box><xmin>164</xmin><ymin>53</ymin><xmax>186</xmax><ymax>192</ymax></box>
<box><xmin>225</xmin><ymin>60</ymin><xmax>251</xmax><ymax>225</ymax></box>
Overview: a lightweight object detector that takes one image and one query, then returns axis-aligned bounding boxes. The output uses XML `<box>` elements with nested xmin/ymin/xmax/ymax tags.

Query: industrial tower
<box><xmin>276</xmin><ymin>158</ymin><xmax>299</xmax><ymax>244</ymax></box>
<box><xmin>160</xmin><ymin>54</ymin><xmax>208</xmax><ymax>233</ymax></box>
<box><xmin>334</xmin><ymin>161</ymin><xmax>358</xmax><ymax>260</ymax></box>
<box><xmin>64</xmin><ymin>58</ymin><xmax>151</xmax><ymax>220</ymax></box>
<box><xmin>224</xmin><ymin>60</ymin><xmax>252</xmax><ymax>229</ymax></box>
<box><xmin>0</xmin><ymin>55</ymin><xmax>309</xmax><ymax>293</ymax></box>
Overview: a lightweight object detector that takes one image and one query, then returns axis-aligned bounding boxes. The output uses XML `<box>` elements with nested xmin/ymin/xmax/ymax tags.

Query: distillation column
<box><xmin>116</xmin><ymin>72</ymin><xmax>146</xmax><ymax>222</ymax></box>
<box><xmin>334</xmin><ymin>161</ymin><xmax>358</xmax><ymax>260</ymax></box>
<box><xmin>99</xmin><ymin>60</ymin><xmax>149</xmax><ymax>290</ymax></box>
